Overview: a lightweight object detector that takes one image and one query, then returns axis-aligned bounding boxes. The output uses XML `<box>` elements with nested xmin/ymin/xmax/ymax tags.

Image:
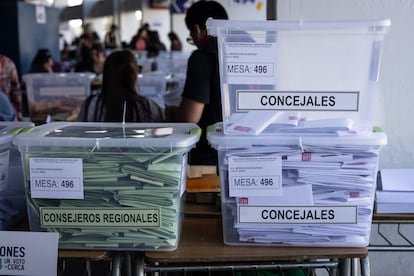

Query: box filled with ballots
<box><xmin>0</xmin><ymin>121</ymin><xmax>34</xmax><ymax>230</ymax></box>
<box><xmin>206</xmin><ymin>18</ymin><xmax>390</xmax><ymax>135</ymax></box>
<box><xmin>22</xmin><ymin>73</ymin><xmax>94</xmax><ymax>123</ymax></box>
<box><xmin>13</xmin><ymin>122</ymin><xmax>200</xmax><ymax>251</ymax></box>
<box><xmin>207</xmin><ymin>123</ymin><xmax>386</xmax><ymax>247</ymax></box>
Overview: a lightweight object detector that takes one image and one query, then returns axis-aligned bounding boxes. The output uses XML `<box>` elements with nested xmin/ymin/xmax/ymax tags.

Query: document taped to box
<box><xmin>228</xmin><ymin>155</ymin><xmax>282</xmax><ymax>197</ymax></box>
<box><xmin>223</xmin><ymin>42</ymin><xmax>276</xmax><ymax>85</ymax></box>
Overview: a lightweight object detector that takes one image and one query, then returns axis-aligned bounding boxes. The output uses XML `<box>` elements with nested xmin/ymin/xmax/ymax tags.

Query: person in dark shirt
<box><xmin>165</xmin><ymin>0</ymin><xmax>228</xmax><ymax>166</ymax></box>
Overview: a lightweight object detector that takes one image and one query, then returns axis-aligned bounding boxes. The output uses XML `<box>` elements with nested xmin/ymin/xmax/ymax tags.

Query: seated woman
<box><xmin>29</xmin><ymin>49</ymin><xmax>63</xmax><ymax>73</ymax></box>
<box><xmin>77</xmin><ymin>49</ymin><xmax>164</xmax><ymax>122</ymax></box>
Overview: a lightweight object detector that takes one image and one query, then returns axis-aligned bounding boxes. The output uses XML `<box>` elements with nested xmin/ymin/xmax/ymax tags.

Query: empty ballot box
<box><xmin>13</xmin><ymin>122</ymin><xmax>200</xmax><ymax>251</ymax></box>
<box><xmin>0</xmin><ymin>121</ymin><xmax>34</xmax><ymax>230</ymax></box>
<box><xmin>23</xmin><ymin>73</ymin><xmax>94</xmax><ymax>123</ymax></box>
<box><xmin>207</xmin><ymin>123</ymin><xmax>386</xmax><ymax>247</ymax></box>
<box><xmin>206</xmin><ymin>18</ymin><xmax>390</xmax><ymax>135</ymax></box>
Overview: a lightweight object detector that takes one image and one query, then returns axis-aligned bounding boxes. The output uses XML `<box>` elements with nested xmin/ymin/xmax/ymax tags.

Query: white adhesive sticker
<box><xmin>228</xmin><ymin>155</ymin><xmax>282</xmax><ymax>197</ymax></box>
<box><xmin>223</xmin><ymin>42</ymin><xmax>277</xmax><ymax>85</ymax></box>
<box><xmin>29</xmin><ymin>158</ymin><xmax>84</xmax><ymax>199</ymax></box>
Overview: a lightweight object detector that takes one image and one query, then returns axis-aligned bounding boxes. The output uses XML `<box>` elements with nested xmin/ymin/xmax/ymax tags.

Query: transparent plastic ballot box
<box><xmin>13</xmin><ymin>122</ymin><xmax>200</xmax><ymax>251</ymax></box>
<box><xmin>206</xmin><ymin>18</ymin><xmax>391</xmax><ymax>135</ymax></box>
<box><xmin>207</xmin><ymin>123</ymin><xmax>387</xmax><ymax>247</ymax></box>
<box><xmin>136</xmin><ymin>72</ymin><xmax>168</xmax><ymax>107</ymax></box>
<box><xmin>22</xmin><ymin>73</ymin><xmax>94</xmax><ymax>123</ymax></box>
<box><xmin>0</xmin><ymin>121</ymin><xmax>34</xmax><ymax>230</ymax></box>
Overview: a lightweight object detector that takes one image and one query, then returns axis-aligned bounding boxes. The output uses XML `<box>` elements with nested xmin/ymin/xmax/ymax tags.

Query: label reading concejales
<box><xmin>237</xmin><ymin>91</ymin><xmax>360</xmax><ymax>111</ymax></box>
<box><xmin>238</xmin><ymin>205</ymin><xmax>358</xmax><ymax>224</ymax></box>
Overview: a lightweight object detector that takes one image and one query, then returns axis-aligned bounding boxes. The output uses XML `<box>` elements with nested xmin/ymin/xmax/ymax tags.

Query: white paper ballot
<box><xmin>227</xmin><ymin>110</ymin><xmax>280</xmax><ymax>135</ymax></box>
<box><xmin>237</xmin><ymin>184</ymin><xmax>313</xmax><ymax>206</ymax></box>
<box><xmin>380</xmin><ymin>168</ymin><xmax>414</xmax><ymax>191</ymax></box>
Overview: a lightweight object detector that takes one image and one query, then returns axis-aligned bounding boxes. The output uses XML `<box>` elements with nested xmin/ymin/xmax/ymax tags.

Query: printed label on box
<box><xmin>0</xmin><ymin>150</ymin><xmax>9</xmax><ymax>192</ymax></box>
<box><xmin>238</xmin><ymin>205</ymin><xmax>358</xmax><ymax>224</ymax></box>
<box><xmin>40</xmin><ymin>207</ymin><xmax>160</xmax><ymax>228</ymax></box>
<box><xmin>223</xmin><ymin>42</ymin><xmax>276</xmax><ymax>85</ymax></box>
<box><xmin>29</xmin><ymin>158</ymin><xmax>84</xmax><ymax>199</ymax></box>
<box><xmin>38</xmin><ymin>86</ymin><xmax>86</xmax><ymax>97</ymax></box>
<box><xmin>237</xmin><ymin>91</ymin><xmax>360</xmax><ymax>111</ymax></box>
<box><xmin>228</xmin><ymin>155</ymin><xmax>282</xmax><ymax>197</ymax></box>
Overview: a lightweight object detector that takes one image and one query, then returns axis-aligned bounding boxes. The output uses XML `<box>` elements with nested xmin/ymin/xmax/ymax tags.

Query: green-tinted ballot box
<box><xmin>13</xmin><ymin>122</ymin><xmax>200</xmax><ymax>251</ymax></box>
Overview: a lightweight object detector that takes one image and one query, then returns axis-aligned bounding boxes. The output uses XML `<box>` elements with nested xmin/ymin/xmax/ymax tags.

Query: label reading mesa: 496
<box><xmin>228</xmin><ymin>155</ymin><xmax>282</xmax><ymax>197</ymax></box>
<box><xmin>29</xmin><ymin>157</ymin><xmax>84</xmax><ymax>199</ymax></box>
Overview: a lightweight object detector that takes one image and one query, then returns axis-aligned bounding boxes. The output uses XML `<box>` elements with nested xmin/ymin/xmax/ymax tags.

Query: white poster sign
<box><xmin>0</xmin><ymin>231</ymin><xmax>58</xmax><ymax>276</ymax></box>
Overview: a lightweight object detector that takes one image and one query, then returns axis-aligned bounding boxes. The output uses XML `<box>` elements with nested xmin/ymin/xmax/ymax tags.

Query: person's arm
<box><xmin>165</xmin><ymin>97</ymin><xmax>204</xmax><ymax>124</ymax></box>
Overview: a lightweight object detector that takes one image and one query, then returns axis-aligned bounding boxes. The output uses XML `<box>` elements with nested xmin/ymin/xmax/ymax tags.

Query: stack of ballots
<box><xmin>375</xmin><ymin>168</ymin><xmax>414</xmax><ymax>214</ymax></box>
<box><xmin>206</xmin><ymin>18</ymin><xmax>390</xmax><ymax>247</ymax></box>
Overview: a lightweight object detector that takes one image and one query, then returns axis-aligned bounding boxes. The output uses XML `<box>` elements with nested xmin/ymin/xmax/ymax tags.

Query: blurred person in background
<box><xmin>165</xmin><ymin>0</ymin><xmax>228</xmax><ymax>166</ymax></box>
<box><xmin>29</xmin><ymin>48</ymin><xmax>64</xmax><ymax>73</ymax></box>
<box><xmin>104</xmin><ymin>24</ymin><xmax>121</xmax><ymax>50</ymax></box>
<box><xmin>0</xmin><ymin>53</ymin><xmax>22</xmax><ymax>120</ymax></box>
<box><xmin>75</xmin><ymin>42</ymin><xmax>106</xmax><ymax>75</ymax></box>
<box><xmin>168</xmin><ymin>31</ymin><xmax>183</xmax><ymax>51</ymax></box>
<box><xmin>77</xmin><ymin>50</ymin><xmax>164</xmax><ymax>122</ymax></box>
<box><xmin>130</xmin><ymin>24</ymin><xmax>149</xmax><ymax>51</ymax></box>
<box><xmin>147</xmin><ymin>30</ymin><xmax>167</xmax><ymax>52</ymax></box>
<box><xmin>79</xmin><ymin>23</ymin><xmax>101</xmax><ymax>49</ymax></box>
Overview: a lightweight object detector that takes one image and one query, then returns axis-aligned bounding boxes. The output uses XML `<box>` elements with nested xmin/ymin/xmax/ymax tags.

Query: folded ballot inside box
<box><xmin>0</xmin><ymin>121</ymin><xmax>34</xmax><ymax>230</ymax></box>
<box><xmin>13</xmin><ymin>122</ymin><xmax>200</xmax><ymax>251</ymax></box>
<box><xmin>207</xmin><ymin>123</ymin><xmax>386</xmax><ymax>247</ymax></box>
<box><xmin>206</xmin><ymin>18</ymin><xmax>390</xmax><ymax>135</ymax></box>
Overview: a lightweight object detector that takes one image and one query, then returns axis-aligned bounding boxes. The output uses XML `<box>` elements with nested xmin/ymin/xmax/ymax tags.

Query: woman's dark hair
<box><xmin>30</xmin><ymin>49</ymin><xmax>52</xmax><ymax>72</ymax></box>
<box><xmin>185</xmin><ymin>0</ymin><xmax>228</xmax><ymax>31</ymax></box>
<box><xmin>33</xmin><ymin>49</ymin><xmax>52</xmax><ymax>64</ymax></box>
<box><xmin>94</xmin><ymin>50</ymin><xmax>150</xmax><ymax>122</ymax></box>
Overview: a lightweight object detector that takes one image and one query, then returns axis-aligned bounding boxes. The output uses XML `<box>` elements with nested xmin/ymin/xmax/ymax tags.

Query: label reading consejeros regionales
<box><xmin>40</xmin><ymin>207</ymin><xmax>160</xmax><ymax>228</ymax></box>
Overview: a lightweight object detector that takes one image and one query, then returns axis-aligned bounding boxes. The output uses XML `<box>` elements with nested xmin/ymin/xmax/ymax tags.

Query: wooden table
<box><xmin>137</xmin><ymin>211</ymin><xmax>369</xmax><ymax>276</ymax></box>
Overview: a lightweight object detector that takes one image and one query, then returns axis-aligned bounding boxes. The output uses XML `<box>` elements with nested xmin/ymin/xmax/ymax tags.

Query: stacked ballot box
<box><xmin>13</xmin><ymin>122</ymin><xmax>200</xmax><ymax>251</ymax></box>
<box><xmin>207</xmin><ymin>123</ymin><xmax>387</xmax><ymax>247</ymax></box>
<box><xmin>206</xmin><ymin>18</ymin><xmax>390</xmax><ymax>135</ymax></box>
<box><xmin>0</xmin><ymin>122</ymin><xmax>34</xmax><ymax>230</ymax></box>
<box><xmin>136</xmin><ymin>72</ymin><xmax>168</xmax><ymax>107</ymax></box>
<box><xmin>23</xmin><ymin>73</ymin><xmax>94</xmax><ymax>123</ymax></box>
